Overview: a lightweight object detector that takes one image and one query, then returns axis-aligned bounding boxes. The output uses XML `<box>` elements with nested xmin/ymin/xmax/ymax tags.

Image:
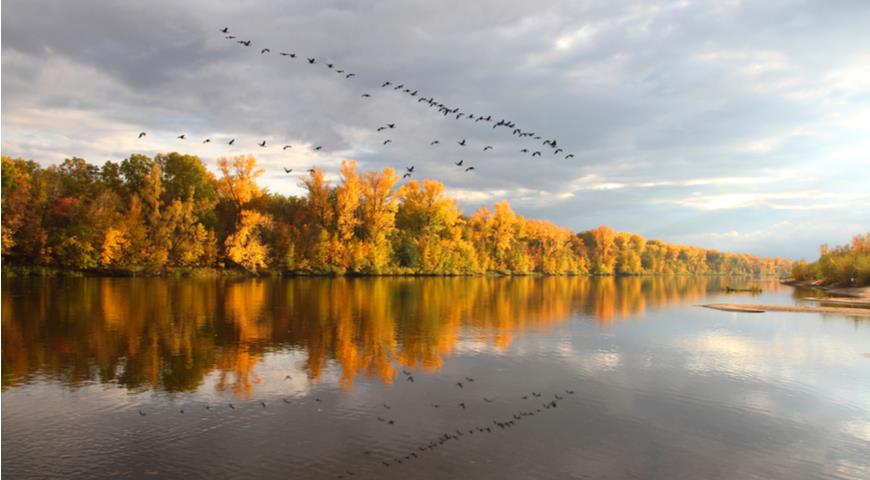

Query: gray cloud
<box><xmin>3</xmin><ymin>0</ymin><xmax>869</xmax><ymax>258</ymax></box>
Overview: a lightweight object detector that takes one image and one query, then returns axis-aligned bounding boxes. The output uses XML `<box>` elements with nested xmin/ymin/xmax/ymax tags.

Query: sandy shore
<box><xmin>702</xmin><ymin>303</ymin><xmax>870</xmax><ymax>317</ymax></box>
<box><xmin>780</xmin><ymin>279</ymin><xmax>870</xmax><ymax>298</ymax></box>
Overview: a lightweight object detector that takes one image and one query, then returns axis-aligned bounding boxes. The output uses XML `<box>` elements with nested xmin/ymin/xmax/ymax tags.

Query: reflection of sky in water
<box><xmin>2</xmin><ymin>277</ymin><xmax>869</xmax><ymax>479</ymax></box>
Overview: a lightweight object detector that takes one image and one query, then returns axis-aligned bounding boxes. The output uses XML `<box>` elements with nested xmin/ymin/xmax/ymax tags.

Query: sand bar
<box><xmin>702</xmin><ymin>303</ymin><xmax>870</xmax><ymax>317</ymax></box>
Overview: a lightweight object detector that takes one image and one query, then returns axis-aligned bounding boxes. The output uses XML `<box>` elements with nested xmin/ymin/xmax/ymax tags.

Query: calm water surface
<box><xmin>2</xmin><ymin>276</ymin><xmax>869</xmax><ymax>479</ymax></box>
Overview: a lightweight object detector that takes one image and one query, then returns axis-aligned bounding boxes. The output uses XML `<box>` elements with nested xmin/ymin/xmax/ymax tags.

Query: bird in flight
<box><xmin>458</xmin><ymin>139</ymin><xmax>466</xmax><ymax>146</ymax></box>
<box><xmin>532</xmin><ymin>151</ymin><xmax>541</xmax><ymax>157</ymax></box>
<box><xmin>455</xmin><ymin>160</ymin><xmax>464</xmax><ymax>166</ymax></box>
<box><xmin>220</xmin><ymin>27</ymin><xmax>229</xmax><ymax>33</ymax></box>
<box><xmin>520</xmin><ymin>148</ymin><xmax>528</xmax><ymax>153</ymax></box>
<box><xmin>465</xmin><ymin>166</ymin><xmax>475</xmax><ymax>172</ymax></box>
<box><xmin>383</xmin><ymin>139</ymin><xmax>392</xmax><ymax>145</ymax></box>
<box><xmin>430</xmin><ymin>140</ymin><xmax>440</xmax><ymax>145</ymax></box>
<box><xmin>361</xmin><ymin>93</ymin><xmax>371</xmax><ymax>97</ymax></box>
<box><xmin>313</xmin><ymin>146</ymin><xmax>322</xmax><ymax>151</ymax></box>
<box><xmin>402</xmin><ymin>173</ymin><xmax>412</xmax><ymax>179</ymax></box>
<box><xmin>377</xmin><ymin>126</ymin><xmax>387</xmax><ymax>132</ymax></box>
<box><xmin>406</xmin><ymin>166</ymin><xmax>415</xmax><ymax>173</ymax></box>
<box><xmin>346</xmin><ymin>73</ymin><xmax>356</xmax><ymax>78</ymax></box>
<box><xmin>387</xmin><ymin>123</ymin><xmax>396</xmax><ymax>129</ymax></box>
<box><xmin>228</xmin><ymin>138</ymin><xmax>235</xmax><ymax>145</ymax></box>
<box><xmin>326</xmin><ymin>63</ymin><xmax>334</xmax><ymax>69</ymax></box>
<box><xmin>138</xmin><ymin>132</ymin><xmax>146</xmax><ymax>139</ymax></box>
<box><xmin>258</xmin><ymin>141</ymin><xmax>267</xmax><ymax>147</ymax></box>
<box><xmin>381</xmin><ymin>81</ymin><xmax>391</xmax><ymax>87</ymax></box>
<box><xmin>554</xmin><ymin>148</ymin><xmax>564</xmax><ymax>155</ymax></box>
<box><xmin>307</xmin><ymin>57</ymin><xmax>316</xmax><ymax>64</ymax></box>
<box><xmin>308</xmin><ymin>168</ymin><xmax>316</xmax><ymax>173</ymax></box>
<box><xmin>238</xmin><ymin>40</ymin><xmax>251</xmax><ymax>47</ymax></box>
<box><xmin>202</xmin><ymin>139</ymin><xmax>211</xmax><ymax>143</ymax></box>
<box><xmin>483</xmin><ymin>146</ymin><xmax>493</xmax><ymax>151</ymax></box>
<box><xmin>565</xmin><ymin>154</ymin><xmax>575</xmax><ymax>159</ymax></box>
<box><xmin>283</xmin><ymin>145</ymin><xmax>292</xmax><ymax>150</ymax></box>
<box><xmin>225</xmin><ymin>36</ymin><xmax>236</xmax><ymax>39</ymax></box>
<box><xmin>177</xmin><ymin>134</ymin><xmax>186</xmax><ymax>140</ymax></box>
<box><xmin>260</xmin><ymin>48</ymin><xmax>270</xmax><ymax>54</ymax></box>
<box><xmin>283</xmin><ymin>168</ymin><xmax>293</xmax><ymax>173</ymax></box>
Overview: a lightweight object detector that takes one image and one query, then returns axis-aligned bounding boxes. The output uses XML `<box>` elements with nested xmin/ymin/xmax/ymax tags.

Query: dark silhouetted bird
<box><xmin>532</xmin><ymin>151</ymin><xmax>541</xmax><ymax>157</ymax></box>
<box><xmin>455</xmin><ymin>160</ymin><xmax>464</xmax><ymax>166</ymax></box>
<box><xmin>138</xmin><ymin>409</ymin><xmax>146</xmax><ymax>416</ymax></box>
<box><xmin>377</xmin><ymin>126</ymin><xmax>387</xmax><ymax>131</ymax></box>
<box><xmin>138</xmin><ymin>132</ymin><xmax>146</xmax><ymax>139</ymax></box>
<box><xmin>326</xmin><ymin>63</ymin><xmax>333</xmax><ymax>69</ymax></box>
<box><xmin>308</xmin><ymin>168</ymin><xmax>316</xmax><ymax>173</ymax></box>
<box><xmin>465</xmin><ymin>377</ymin><xmax>474</xmax><ymax>382</ymax></box>
<box><xmin>336</xmin><ymin>69</ymin><xmax>344</xmax><ymax>73</ymax></box>
<box><xmin>458</xmin><ymin>139</ymin><xmax>466</xmax><ymax>146</ymax></box>
<box><xmin>465</xmin><ymin>166</ymin><xmax>475</xmax><ymax>172</ymax></box>
<box><xmin>279</xmin><ymin>52</ymin><xmax>295</xmax><ymax>57</ymax></box>
<box><xmin>261</xmin><ymin>48</ymin><xmax>270</xmax><ymax>54</ymax></box>
<box><xmin>259</xmin><ymin>140</ymin><xmax>267</xmax><ymax>147</ymax></box>
<box><xmin>229</xmin><ymin>403</ymin><xmax>235</xmax><ymax>409</ymax></box>
<box><xmin>228</xmin><ymin>138</ymin><xmax>235</xmax><ymax>145</ymax></box>
<box><xmin>307</xmin><ymin>57</ymin><xmax>316</xmax><ymax>64</ymax></box>
<box><xmin>381</xmin><ymin>81</ymin><xmax>391</xmax><ymax>87</ymax></box>
<box><xmin>484</xmin><ymin>397</ymin><xmax>493</xmax><ymax>403</ymax></box>
<box><xmin>387</xmin><ymin>123</ymin><xmax>395</xmax><ymax>128</ymax></box>
<box><xmin>566</xmin><ymin>389</ymin><xmax>575</xmax><ymax>394</ymax></box>
<box><xmin>283</xmin><ymin>398</ymin><xmax>291</xmax><ymax>404</ymax></box>
<box><xmin>221</xmin><ymin>27</ymin><xmax>229</xmax><ymax>33</ymax></box>
<box><xmin>483</xmin><ymin>146</ymin><xmax>493</xmax><ymax>151</ymax></box>
<box><xmin>283</xmin><ymin>168</ymin><xmax>293</xmax><ymax>173</ymax></box>
<box><xmin>402</xmin><ymin>173</ymin><xmax>411</xmax><ymax>179</ymax></box>
<box><xmin>383</xmin><ymin>404</ymin><xmax>391</xmax><ymax>409</ymax></box>
<box><xmin>346</xmin><ymin>73</ymin><xmax>355</xmax><ymax>78</ymax></box>
<box><xmin>225</xmin><ymin>36</ymin><xmax>236</xmax><ymax>39</ymax></box>
<box><xmin>402</xmin><ymin>370</ymin><xmax>411</xmax><ymax>375</ymax></box>
<box><xmin>177</xmin><ymin>134</ymin><xmax>186</xmax><ymax>139</ymax></box>
<box><xmin>238</xmin><ymin>40</ymin><xmax>251</xmax><ymax>46</ymax></box>
<box><xmin>283</xmin><ymin>145</ymin><xmax>292</xmax><ymax>150</ymax></box>
<box><xmin>456</xmin><ymin>382</ymin><xmax>463</xmax><ymax>389</ymax></box>
<box><xmin>261</xmin><ymin>401</ymin><xmax>267</xmax><ymax>407</ymax></box>
<box><xmin>554</xmin><ymin>148</ymin><xmax>563</xmax><ymax>155</ymax></box>
<box><xmin>407</xmin><ymin>375</ymin><xmax>415</xmax><ymax>382</ymax></box>
<box><xmin>520</xmin><ymin>148</ymin><xmax>529</xmax><ymax>153</ymax></box>
<box><xmin>430</xmin><ymin>140</ymin><xmax>440</xmax><ymax>145</ymax></box>
<box><xmin>383</xmin><ymin>139</ymin><xmax>392</xmax><ymax>145</ymax></box>
<box><xmin>203</xmin><ymin>138</ymin><xmax>211</xmax><ymax>143</ymax></box>
<box><xmin>361</xmin><ymin>93</ymin><xmax>371</xmax><ymax>97</ymax></box>
<box><xmin>459</xmin><ymin>402</ymin><xmax>466</xmax><ymax>409</ymax></box>
<box><xmin>406</xmin><ymin>166</ymin><xmax>414</xmax><ymax>172</ymax></box>
<box><xmin>565</xmin><ymin>154</ymin><xmax>575</xmax><ymax>159</ymax></box>
<box><xmin>314</xmin><ymin>146</ymin><xmax>322</xmax><ymax>151</ymax></box>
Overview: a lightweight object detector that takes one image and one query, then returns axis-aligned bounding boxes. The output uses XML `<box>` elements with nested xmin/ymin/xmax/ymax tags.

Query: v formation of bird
<box><xmin>137</xmin><ymin>26</ymin><xmax>576</xmax><ymax>182</ymax></box>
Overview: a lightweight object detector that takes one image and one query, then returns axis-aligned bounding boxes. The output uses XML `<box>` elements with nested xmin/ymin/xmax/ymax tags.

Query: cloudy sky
<box><xmin>3</xmin><ymin>0</ymin><xmax>869</xmax><ymax>259</ymax></box>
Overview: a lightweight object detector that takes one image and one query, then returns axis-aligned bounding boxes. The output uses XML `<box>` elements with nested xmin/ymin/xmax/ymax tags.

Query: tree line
<box><xmin>1</xmin><ymin>153</ymin><xmax>790</xmax><ymax>276</ymax></box>
<box><xmin>791</xmin><ymin>234</ymin><xmax>870</xmax><ymax>287</ymax></box>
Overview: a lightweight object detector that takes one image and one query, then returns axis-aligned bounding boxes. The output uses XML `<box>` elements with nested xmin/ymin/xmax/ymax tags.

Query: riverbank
<box><xmin>781</xmin><ymin>279</ymin><xmax>870</xmax><ymax>298</ymax></box>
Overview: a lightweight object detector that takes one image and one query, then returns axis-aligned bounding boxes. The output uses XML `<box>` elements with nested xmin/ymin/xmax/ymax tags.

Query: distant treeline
<box><xmin>791</xmin><ymin>234</ymin><xmax>870</xmax><ymax>287</ymax></box>
<box><xmin>1</xmin><ymin>154</ymin><xmax>790</xmax><ymax>276</ymax></box>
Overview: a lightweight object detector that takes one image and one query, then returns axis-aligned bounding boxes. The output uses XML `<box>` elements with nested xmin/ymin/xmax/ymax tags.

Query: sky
<box><xmin>2</xmin><ymin>0</ymin><xmax>869</xmax><ymax>259</ymax></box>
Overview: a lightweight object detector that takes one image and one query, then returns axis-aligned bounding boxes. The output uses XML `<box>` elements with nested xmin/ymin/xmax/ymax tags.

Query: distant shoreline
<box><xmin>0</xmin><ymin>266</ymin><xmax>785</xmax><ymax>280</ymax></box>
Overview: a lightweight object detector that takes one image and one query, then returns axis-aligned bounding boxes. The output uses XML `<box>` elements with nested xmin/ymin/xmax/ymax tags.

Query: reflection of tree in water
<box><xmin>3</xmin><ymin>276</ymin><xmax>738</xmax><ymax>396</ymax></box>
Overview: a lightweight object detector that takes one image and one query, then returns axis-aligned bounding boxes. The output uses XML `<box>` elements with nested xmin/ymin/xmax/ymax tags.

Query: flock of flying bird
<box><xmin>136</xmin><ymin>26</ymin><xmax>575</xmax><ymax>182</ymax></box>
<box><xmin>137</xmin><ymin>367</ymin><xmax>577</xmax><ymax>478</ymax></box>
